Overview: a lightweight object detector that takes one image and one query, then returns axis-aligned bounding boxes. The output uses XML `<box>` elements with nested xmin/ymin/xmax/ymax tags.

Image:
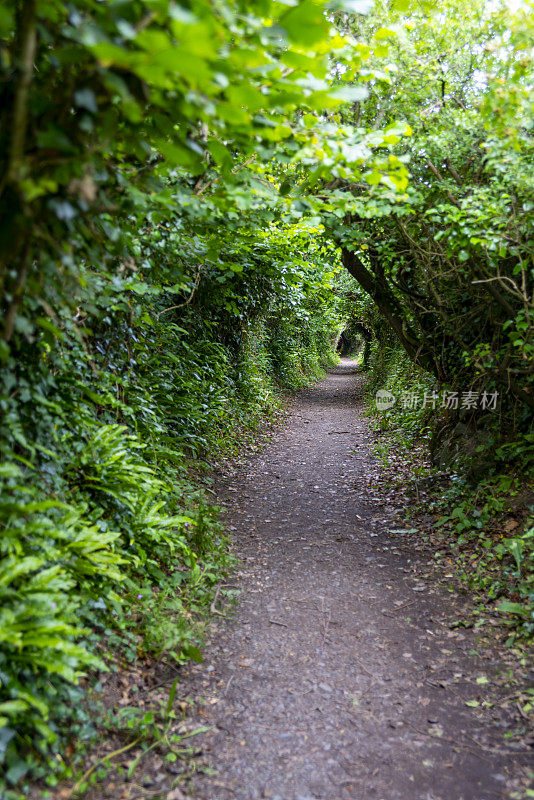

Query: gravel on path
<box><xmin>184</xmin><ymin>360</ymin><xmax>529</xmax><ymax>800</ymax></box>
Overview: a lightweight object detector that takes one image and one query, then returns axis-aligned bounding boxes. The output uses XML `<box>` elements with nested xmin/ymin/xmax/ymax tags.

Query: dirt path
<box><xmin>183</xmin><ymin>361</ymin><xmax>529</xmax><ymax>800</ymax></box>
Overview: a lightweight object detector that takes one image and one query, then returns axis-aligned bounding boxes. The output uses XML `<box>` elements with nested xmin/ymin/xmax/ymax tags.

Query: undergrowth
<box><xmin>0</xmin><ymin>229</ymin><xmax>345</xmax><ymax>796</ymax></box>
<box><xmin>363</xmin><ymin>339</ymin><xmax>534</xmax><ymax>645</ymax></box>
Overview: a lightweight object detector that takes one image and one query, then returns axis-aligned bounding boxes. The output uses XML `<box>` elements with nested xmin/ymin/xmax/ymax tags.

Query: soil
<box><xmin>180</xmin><ymin>360</ymin><xmax>532</xmax><ymax>800</ymax></box>
<box><xmin>44</xmin><ymin>360</ymin><xmax>532</xmax><ymax>800</ymax></box>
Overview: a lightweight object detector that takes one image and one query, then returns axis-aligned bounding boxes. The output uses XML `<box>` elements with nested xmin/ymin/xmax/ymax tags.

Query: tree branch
<box><xmin>425</xmin><ymin>159</ymin><xmax>461</xmax><ymax>208</ymax></box>
<box><xmin>341</xmin><ymin>247</ymin><xmax>441</xmax><ymax>378</ymax></box>
<box><xmin>3</xmin><ymin>0</ymin><xmax>37</xmax><ymax>190</ymax></box>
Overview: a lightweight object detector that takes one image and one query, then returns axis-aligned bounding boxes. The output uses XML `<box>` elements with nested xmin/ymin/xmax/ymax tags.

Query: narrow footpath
<box><xmin>183</xmin><ymin>361</ymin><xmax>528</xmax><ymax>800</ymax></box>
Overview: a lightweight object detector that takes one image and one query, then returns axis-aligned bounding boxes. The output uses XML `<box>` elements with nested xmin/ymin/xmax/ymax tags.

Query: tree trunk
<box><xmin>340</xmin><ymin>247</ymin><xmax>442</xmax><ymax>379</ymax></box>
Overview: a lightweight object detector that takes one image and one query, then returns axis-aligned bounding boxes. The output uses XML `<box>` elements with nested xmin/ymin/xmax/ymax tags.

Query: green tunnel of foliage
<box><xmin>1</xmin><ymin>0</ymin><xmax>533</xmax><ymax>790</ymax></box>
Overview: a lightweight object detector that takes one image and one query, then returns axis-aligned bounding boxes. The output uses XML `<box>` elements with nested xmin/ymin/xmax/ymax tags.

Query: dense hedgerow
<box><xmin>362</xmin><ymin>333</ymin><xmax>534</xmax><ymax>643</ymax></box>
<box><xmin>0</xmin><ymin>220</ymin><xmax>346</xmax><ymax>792</ymax></box>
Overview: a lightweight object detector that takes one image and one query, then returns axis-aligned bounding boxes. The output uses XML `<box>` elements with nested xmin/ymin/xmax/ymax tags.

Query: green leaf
<box><xmin>0</xmin><ymin>700</ymin><xmax>29</xmax><ymax>716</ymax></box>
<box><xmin>182</xmin><ymin>644</ymin><xmax>204</xmax><ymax>663</ymax></box>
<box><xmin>280</xmin><ymin>2</ymin><xmax>330</xmax><ymax>46</ymax></box>
<box><xmin>157</xmin><ymin>140</ymin><xmax>205</xmax><ymax>173</ymax></box>
<box><xmin>6</xmin><ymin>759</ymin><xmax>30</xmax><ymax>784</ymax></box>
<box><xmin>498</xmin><ymin>601</ymin><xmax>528</xmax><ymax>617</ymax></box>
<box><xmin>279</xmin><ymin>180</ymin><xmax>292</xmax><ymax>196</ymax></box>
<box><xmin>166</xmin><ymin>676</ymin><xmax>179</xmax><ymax>716</ymax></box>
<box><xmin>0</xmin><ymin>6</ymin><xmax>14</xmax><ymax>38</ymax></box>
<box><xmin>374</xmin><ymin>28</ymin><xmax>396</xmax><ymax>40</ymax></box>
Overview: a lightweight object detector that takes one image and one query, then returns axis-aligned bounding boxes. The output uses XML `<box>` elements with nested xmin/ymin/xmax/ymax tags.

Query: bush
<box><xmin>0</xmin><ymin>223</ymin><xmax>345</xmax><ymax>792</ymax></box>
